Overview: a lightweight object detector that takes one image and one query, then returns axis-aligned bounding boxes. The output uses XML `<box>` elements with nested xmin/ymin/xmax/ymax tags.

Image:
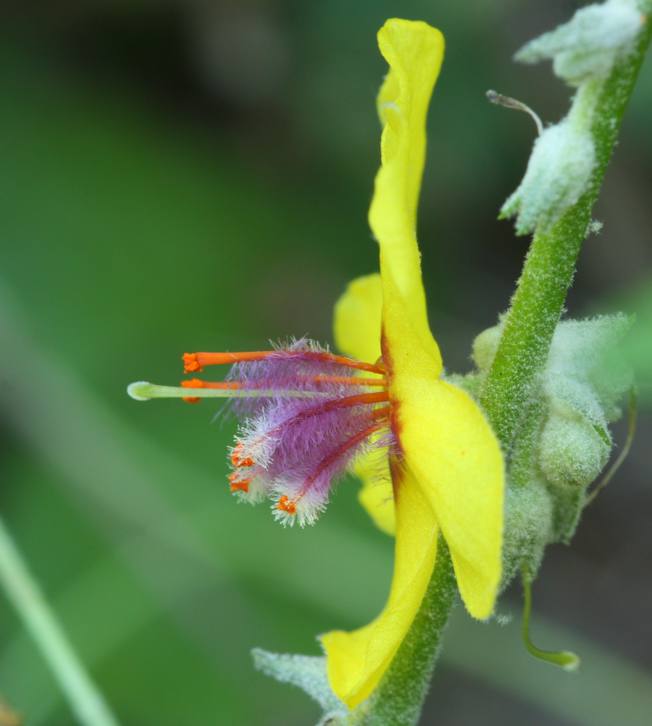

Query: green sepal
<box><xmin>252</xmin><ymin>649</ymin><xmax>347</xmax><ymax>724</ymax></box>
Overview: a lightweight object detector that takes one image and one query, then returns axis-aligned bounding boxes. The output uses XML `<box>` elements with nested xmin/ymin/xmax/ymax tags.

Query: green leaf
<box><xmin>252</xmin><ymin>649</ymin><xmax>346</xmax><ymax>721</ymax></box>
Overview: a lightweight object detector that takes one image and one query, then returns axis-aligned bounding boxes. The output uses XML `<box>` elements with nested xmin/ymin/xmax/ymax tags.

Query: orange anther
<box><xmin>277</xmin><ymin>495</ymin><xmax>297</xmax><ymax>515</ymax></box>
<box><xmin>183</xmin><ymin>353</ymin><xmax>202</xmax><ymax>373</ymax></box>
<box><xmin>180</xmin><ymin>378</ymin><xmax>241</xmax><ymax>401</ymax></box>
<box><xmin>231</xmin><ymin>443</ymin><xmax>254</xmax><ymax>468</ymax></box>
<box><xmin>228</xmin><ymin>472</ymin><xmax>251</xmax><ymax>493</ymax></box>
<box><xmin>182</xmin><ymin>378</ymin><xmax>205</xmax><ymax>389</ymax></box>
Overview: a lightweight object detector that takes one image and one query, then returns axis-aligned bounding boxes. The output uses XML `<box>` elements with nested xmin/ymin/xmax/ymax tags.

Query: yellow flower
<box><xmin>127</xmin><ymin>17</ymin><xmax>504</xmax><ymax>712</ymax></box>
<box><xmin>320</xmin><ymin>19</ymin><xmax>504</xmax><ymax>708</ymax></box>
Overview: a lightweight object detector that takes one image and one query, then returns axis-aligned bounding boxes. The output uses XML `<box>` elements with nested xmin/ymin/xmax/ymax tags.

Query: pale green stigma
<box><xmin>127</xmin><ymin>381</ymin><xmax>326</xmax><ymax>402</ymax></box>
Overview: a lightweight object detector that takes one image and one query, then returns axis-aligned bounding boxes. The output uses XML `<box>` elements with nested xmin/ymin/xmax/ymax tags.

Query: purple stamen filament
<box><xmin>170</xmin><ymin>342</ymin><xmax>395</xmax><ymax>525</ymax></box>
<box><xmin>235</xmin><ymin>393</ymin><xmax>389</xmax><ymax>467</ymax></box>
<box><xmin>285</xmin><ymin>417</ymin><xmax>389</xmax><ymax>510</ymax></box>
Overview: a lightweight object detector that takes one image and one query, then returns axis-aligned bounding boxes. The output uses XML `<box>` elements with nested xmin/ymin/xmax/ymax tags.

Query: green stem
<box><xmin>352</xmin><ymin>541</ymin><xmax>455</xmax><ymax>726</ymax></box>
<box><xmin>0</xmin><ymin>516</ymin><xmax>119</xmax><ymax>726</ymax></box>
<box><xmin>480</xmin><ymin>19</ymin><xmax>652</xmax><ymax>451</ymax></box>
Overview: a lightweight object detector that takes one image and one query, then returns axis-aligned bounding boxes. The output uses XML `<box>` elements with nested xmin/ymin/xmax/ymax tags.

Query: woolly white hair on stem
<box><xmin>500</xmin><ymin>120</ymin><xmax>596</xmax><ymax>235</ymax></box>
<box><xmin>516</xmin><ymin>0</ymin><xmax>644</xmax><ymax>86</ymax></box>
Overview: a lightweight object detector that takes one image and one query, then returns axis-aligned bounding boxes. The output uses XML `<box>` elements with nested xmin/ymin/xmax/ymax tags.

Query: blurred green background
<box><xmin>1</xmin><ymin>1</ymin><xmax>651</xmax><ymax>724</ymax></box>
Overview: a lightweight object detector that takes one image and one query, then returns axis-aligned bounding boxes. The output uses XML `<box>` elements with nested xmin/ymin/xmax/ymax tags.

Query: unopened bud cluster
<box><xmin>472</xmin><ymin>314</ymin><xmax>632</xmax><ymax>571</ymax></box>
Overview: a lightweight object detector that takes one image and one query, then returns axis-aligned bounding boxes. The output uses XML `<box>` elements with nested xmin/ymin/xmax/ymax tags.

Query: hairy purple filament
<box><xmin>217</xmin><ymin>339</ymin><xmax>394</xmax><ymax>526</ymax></box>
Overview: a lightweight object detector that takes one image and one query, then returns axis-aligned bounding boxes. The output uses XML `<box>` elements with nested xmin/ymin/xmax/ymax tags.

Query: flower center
<box><xmin>128</xmin><ymin>339</ymin><xmax>394</xmax><ymax>526</ymax></box>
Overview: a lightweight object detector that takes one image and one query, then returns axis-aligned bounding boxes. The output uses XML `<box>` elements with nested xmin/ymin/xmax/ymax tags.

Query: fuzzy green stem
<box><xmin>352</xmin><ymin>541</ymin><xmax>455</xmax><ymax>725</ymax></box>
<box><xmin>480</xmin><ymin>19</ymin><xmax>652</xmax><ymax>451</ymax></box>
<box><xmin>0</xmin><ymin>517</ymin><xmax>119</xmax><ymax>726</ymax></box>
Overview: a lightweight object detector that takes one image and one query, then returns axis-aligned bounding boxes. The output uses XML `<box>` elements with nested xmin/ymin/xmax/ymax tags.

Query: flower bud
<box><xmin>471</xmin><ymin>324</ymin><xmax>502</xmax><ymax>372</ymax></box>
<box><xmin>500</xmin><ymin>121</ymin><xmax>595</xmax><ymax>235</ymax></box>
<box><xmin>539</xmin><ymin>408</ymin><xmax>611</xmax><ymax>489</ymax></box>
<box><xmin>502</xmin><ymin>478</ymin><xmax>553</xmax><ymax>586</ymax></box>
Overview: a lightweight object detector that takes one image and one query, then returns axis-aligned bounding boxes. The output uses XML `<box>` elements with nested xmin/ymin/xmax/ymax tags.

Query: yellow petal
<box><xmin>321</xmin><ymin>464</ymin><xmax>438</xmax><ymax>708</ymax></box>
<box><xmin>393</xmin><ymin>375</ymin><xmax>504</xmax><ymax>619</ymax></box>
<box><xmin>370</xmin><ymin>20</ymin><xmax>445</xmax><ymax>373</ymax></box>
<box><xmin>333</xmin><ymin>274</ymin><xmax>383</xmax><ymax>365</ymax></box>
<box><xmin>369</xmin><ymin>20</ymin><xmax>504</xmax><ymax>618</ymax></box>
<box><xmin>334</xmin><ymin>274</ymin><xmax>396</xmax><ymax>534</ymax></box>
<box><xmin>354</xmin><ymin>449</ymin><xmax>395</xmax><ymax>536</ymax></box>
